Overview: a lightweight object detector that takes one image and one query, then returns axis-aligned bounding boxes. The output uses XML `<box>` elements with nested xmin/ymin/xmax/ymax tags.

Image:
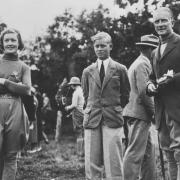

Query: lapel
<box><xmin>159</xmin><ymin>34</ymin><xmax>178</xmax><ymax>63</ymax></box>
<box><xmin>101</xmin><ymin>58</ymin><xmax>116</xmax><ymax>91</ymax></box>
<box><xmin>89</xmin><ymin>62</ymin><xmax>101</xmax><ymax>88</ymax></box>
<box><xmin>153</xmin><ymin>47</ymin><xmax>160</xmax><ymax>78</ymax></box>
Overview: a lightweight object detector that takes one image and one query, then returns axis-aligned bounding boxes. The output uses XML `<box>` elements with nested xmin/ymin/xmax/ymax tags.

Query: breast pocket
<box><xmin>110</xmin><ymin>76</ymin><xmax>120</xmax><ymax>90</ymax></box>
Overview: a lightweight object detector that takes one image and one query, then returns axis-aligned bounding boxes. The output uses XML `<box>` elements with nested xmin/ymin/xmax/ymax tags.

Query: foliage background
<box><xmin>0</xmin><ymin>0</ymin><xmax>180</xmax><ymax>103</ymax></box>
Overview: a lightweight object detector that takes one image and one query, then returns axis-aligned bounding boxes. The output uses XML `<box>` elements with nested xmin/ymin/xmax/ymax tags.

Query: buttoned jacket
<box><xmin>81</xmin><ymin>58</ymin><xmax>130</xmax><ymax>129</ymax></box>
<box><xmin>148</xmin><ymin>33</ymin><xmax>180</xmax><ymax>129</ymax></box>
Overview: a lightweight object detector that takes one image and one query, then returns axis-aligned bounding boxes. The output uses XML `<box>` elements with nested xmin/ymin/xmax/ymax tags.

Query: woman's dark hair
<box><xmin>0</xmin><ymin>28</ymin><xmax>24</xmax><ymax>51</ymax></box>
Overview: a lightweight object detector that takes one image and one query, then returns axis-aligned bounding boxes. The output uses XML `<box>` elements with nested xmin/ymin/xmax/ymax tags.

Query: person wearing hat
<box><xmin>65</xmin><ymin>77</ymin><xmax>85</xmax><ymax>160</ymax></box>
<box><xmin>123</xmin><ymin>34</ymin><xmax>159</xmax><ymax>180</ymax></box>
<box><xmin>147</xmin><ymin>7</ymin><xmax>180</xmax><ymax>180</ymax></box>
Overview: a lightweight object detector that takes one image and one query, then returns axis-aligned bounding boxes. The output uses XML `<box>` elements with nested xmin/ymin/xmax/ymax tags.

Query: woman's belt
<box><xmin>0</xmin><ymin>93</ymin><xmax>18</xmax><ymax>98</ymax></box>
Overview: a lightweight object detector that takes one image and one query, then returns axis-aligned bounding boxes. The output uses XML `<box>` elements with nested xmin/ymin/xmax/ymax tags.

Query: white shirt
<box><xmin>71</xmin><ymin>86</ymin><xmax>84</xmax><ymax>112</ymax></box>
<box><xmin>97</xmin><ymin>58</ymin><xmax>110</xmax><ymax>74</ymax></box>
<box><xmin>160</xmin><ymin>43</ymin><xmax>167</xmax><ymax>57</ymax></box>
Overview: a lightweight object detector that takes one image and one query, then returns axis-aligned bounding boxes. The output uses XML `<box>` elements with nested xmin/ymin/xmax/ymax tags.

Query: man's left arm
<box><xmin>81</xmin><ymin>69</ymin><xmax>89</xmax><ymax>109</ymax></box>
<box><xmin>120</xmin><ymin>66</ymin><xmax>130</xmax><ymax>108</ymax></box>
<box><xmin>65</xmin><ymin>91</ymin><xmax>78</xmax><ymax>111</ymax></box>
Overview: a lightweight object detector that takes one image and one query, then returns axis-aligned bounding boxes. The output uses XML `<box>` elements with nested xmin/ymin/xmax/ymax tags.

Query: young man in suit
<box><xmin>147</xmin><ymin>7</ymin><xmax>180</xmax><ymax>180</ymax></box>
<box><xmin>81</xmin><ymin>32</ymin><xmax>130</xmax><ymax>180</ymax></box>
<box><xmin>123</xmin><ymin>34</ymin><xmax>159</xmax><ymax>180</ymax></box>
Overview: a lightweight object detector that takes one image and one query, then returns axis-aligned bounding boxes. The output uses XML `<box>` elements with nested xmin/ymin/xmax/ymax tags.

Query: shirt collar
<box><xmin>97</xmin><ymin>58</ymin><xmax>110</xmax><ymax>72</ymax></box>
<box><xmin>97</xmin><ymin>57</ymin><xmax>110</xmax><ymax>66</ymax></box>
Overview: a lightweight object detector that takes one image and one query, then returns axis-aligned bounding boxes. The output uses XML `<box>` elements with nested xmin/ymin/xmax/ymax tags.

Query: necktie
<box><xmin>100</xmin><ymin>61</ymin><xmax>105</xmax><ymax>84</ymax></box>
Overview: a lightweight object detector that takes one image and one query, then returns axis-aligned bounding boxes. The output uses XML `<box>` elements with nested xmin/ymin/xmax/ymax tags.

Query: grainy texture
<box><xmin>17</xmin><ymin>128</ymin><xmax>168</xmax><ymax>180</ymax></box>
<box><xmin>16</xmin><ymin>135</ymin><xmax>85</xmax><ymax>180</ymax></box>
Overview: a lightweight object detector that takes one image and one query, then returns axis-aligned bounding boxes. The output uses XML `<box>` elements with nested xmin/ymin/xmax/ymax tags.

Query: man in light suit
<box><xmin>147</xmin><ymin>7</ymin><xmax>180</xmax><ymax>180</ymax></box>
<box><xmin>123</xmin><ymin>34</ymin><xmax>159</xmax><ymax>180</ymax></box>
<box><xmin>81</xmin><ymin>32</ymin><xmax>130</xmax><ymax>180</ymax></box>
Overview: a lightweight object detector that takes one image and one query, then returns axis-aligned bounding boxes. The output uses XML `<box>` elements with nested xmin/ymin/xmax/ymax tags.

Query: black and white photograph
<box><xmin>0</xmin><ymin>0</ymin><xmax>180</xmax><ymax>179</ymax></box>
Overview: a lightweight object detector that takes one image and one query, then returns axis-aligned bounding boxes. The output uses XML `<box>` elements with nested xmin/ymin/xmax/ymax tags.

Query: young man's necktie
<box><xmin>100</xmin><ymin>61</ymin><xmax>105</xmax><ymax>84</ymax></box>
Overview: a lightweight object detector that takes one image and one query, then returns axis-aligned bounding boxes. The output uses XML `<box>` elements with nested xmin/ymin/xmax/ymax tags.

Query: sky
<box><xmin>0</xmin><ymin>0</ymin><xmax>118</xmax><ymax>40</ymax></box>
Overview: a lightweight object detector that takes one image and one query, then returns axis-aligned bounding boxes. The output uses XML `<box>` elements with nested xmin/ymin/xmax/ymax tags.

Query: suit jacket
<box><xmin>123</xmin><ymin>54</ymin><xmax>154</xmax><ymax>122</ymax></box>
<box><xmin>148</xmin><ymin>33</ymin><xmax>180</xmax><ymax>129</ymax></box>
<box><xmin>81</xmin><ymin>58</ymin><xmax>130</xmax><ymax>129</ymax></box>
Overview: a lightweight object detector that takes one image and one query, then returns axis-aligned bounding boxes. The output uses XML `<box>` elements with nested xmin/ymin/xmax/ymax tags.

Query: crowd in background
<box><xmin>1</xmin><ymin>4</ymin><xmax>180</xmax><ymax>180</ymax></box>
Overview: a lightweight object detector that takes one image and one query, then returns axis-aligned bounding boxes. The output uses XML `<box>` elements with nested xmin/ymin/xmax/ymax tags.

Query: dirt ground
<box><xmin>16</xmin><ymin>128</ymin><xmax>168</xmax><ymax>180</ymax></box>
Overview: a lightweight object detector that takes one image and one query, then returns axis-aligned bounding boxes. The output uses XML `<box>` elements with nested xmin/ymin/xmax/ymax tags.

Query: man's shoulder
<box><xmin>129</xmin><ymin>56</ymin><xmax>143</xmax><ymax>68</ymax></box>
<box><xmin>170</xmin><ymin>33</ymin><xmax>180</xmax><ymax>44</ymax></box>
<box><xmin>111</xmin><ymin>59</ymin><xmax>127</xmax><ymax>71</ymax></box>
<box><xmin>83</xmin><ymin>62</ymin><xmax>96</xmax><ymax>73</ymax></box>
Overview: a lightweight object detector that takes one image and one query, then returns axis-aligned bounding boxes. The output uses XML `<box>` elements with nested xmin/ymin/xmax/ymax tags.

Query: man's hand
<box><xmin>0</xmin><ymin>78</ymin><xmax>6</xmax><ymax>85</ymax></box>
<box><xmin>147</xmin><ymin>83</ymin><xmax>157</xmax><ymax>93</ymax></box>
<box><xmin>65</xmin><ymin>106</ymin><xmax>70</xmax><ymax>111</ymax></box>
<box><xmin>29</xmin><ymin>122</ymin><xmax>34</xmax><ymax>130</ymax></box>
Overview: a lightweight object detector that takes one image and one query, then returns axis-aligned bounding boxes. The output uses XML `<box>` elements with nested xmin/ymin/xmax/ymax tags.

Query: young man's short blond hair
<box><xmin>91</xmin><ymin>32</ymin><xmax>112</xmax><ymax>44</ymax></box>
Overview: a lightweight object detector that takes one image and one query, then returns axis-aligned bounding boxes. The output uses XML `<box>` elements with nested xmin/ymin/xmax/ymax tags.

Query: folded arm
<box><xmin>1</xmin><ymin>64</ymin><xmax>31</xmax><ymax>95</ymax></box>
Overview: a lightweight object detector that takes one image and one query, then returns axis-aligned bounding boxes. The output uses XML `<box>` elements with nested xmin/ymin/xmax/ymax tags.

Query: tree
<box><xmin>0</xmin><ymin>22</ymin><xmax>7</xmax><ymax>53</ymax></box>
<box><xmin>33</xmin><ymin>2</ymin><xmax>180</xmax><ymax>99</ymax></box>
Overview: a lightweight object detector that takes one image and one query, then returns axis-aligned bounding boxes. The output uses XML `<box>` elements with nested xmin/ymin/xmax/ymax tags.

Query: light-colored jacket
<box><xmin>81</xmin><ymin>58</ymin><xmax>130</xmax><ymax>129</ymax></box>
<box><xmin>123</xmin><ymin>54</ymin><xmax>154</xmax><ymax>122</ymax></box>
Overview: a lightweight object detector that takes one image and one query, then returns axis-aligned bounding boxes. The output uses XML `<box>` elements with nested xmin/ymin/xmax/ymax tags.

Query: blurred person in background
<box><xmin>41</xmin><ymin>92</ymin><xmax>52</xmax><ymax>138</ymax></box>
<box><xmin>55</xmin><ymin>77</ymin><xmax>74</xmax><ymax>142</ymax></box>
<box><xmin>33</xmin><ymin>84</ymin><xmax>46</xmax><ymax>147</ymax></box>
<box><xmin>0</xmin><ymin>28</ymin><xmax>31</xmax><ymax>180</ymax></box>
<box><xmin>65</xmin><ymin>77</ymin><xmax>84</xmax><ymax>161</ymax></box>
<box><xmin>147</xmin><ymin>7</ymin><xmax>180</xmax><ymax>180</ymax></box>
<box><xmin>123</xmin><ymin>34</ymin><xmax>159</xmax><ymax>180</ymax></box>
<box><xmin>27</xmin><ymin>87</ymin><xmax>41</xmax><ymax>153</ymax></box>
<box><xmin>55</xmin><ymin>78</ymin><xmax>68</xmax><ymax>143</ymax></box>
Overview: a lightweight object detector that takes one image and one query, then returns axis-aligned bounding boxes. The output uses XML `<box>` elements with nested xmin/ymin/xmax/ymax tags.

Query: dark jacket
<box><xmin>148</xmin><ymin>33</ymin><xmax>180</xmax><ymax>129</ymax></box>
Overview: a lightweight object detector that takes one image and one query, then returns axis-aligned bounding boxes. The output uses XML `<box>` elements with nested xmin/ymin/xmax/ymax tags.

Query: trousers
<box><xmin>84</xmin><ymin>125</ymin><xmax>124</xmax><ymax>180</ymax></box>
<box><xmin>159</xmin><ymin>111</ymin><xmax>180</xmax><ymax>180</ymax></box>
<box><xmin>123</xmin><ymin>118</ymin><xmax>155</xmax><ymax>180</ymax></box>
<box><xmin>55</xmin><ymin>110</ymin><xmax>63</xmax><ymax>143</ymax></box>
<box><xmin>0</xmin><ymin>152</ymin><xmax>17</xmax><ymax>180</ymax></box>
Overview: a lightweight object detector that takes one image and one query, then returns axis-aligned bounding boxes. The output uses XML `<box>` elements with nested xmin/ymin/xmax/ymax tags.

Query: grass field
<box><xmin>16</xmin><ymin>127</ymin><xmax>168</xmax><ymax>180</ymax></box>
<box><xmin>16</xmin><ymin>135</ymin><xmax>85</xmax><ymax>180</ymax></box>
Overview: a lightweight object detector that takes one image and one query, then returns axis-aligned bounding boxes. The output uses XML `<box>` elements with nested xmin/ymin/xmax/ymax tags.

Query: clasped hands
<box><xmin>148</xmin><ymin>70</ymin><xmax>174</xmax><ymax>94</ymax></box>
